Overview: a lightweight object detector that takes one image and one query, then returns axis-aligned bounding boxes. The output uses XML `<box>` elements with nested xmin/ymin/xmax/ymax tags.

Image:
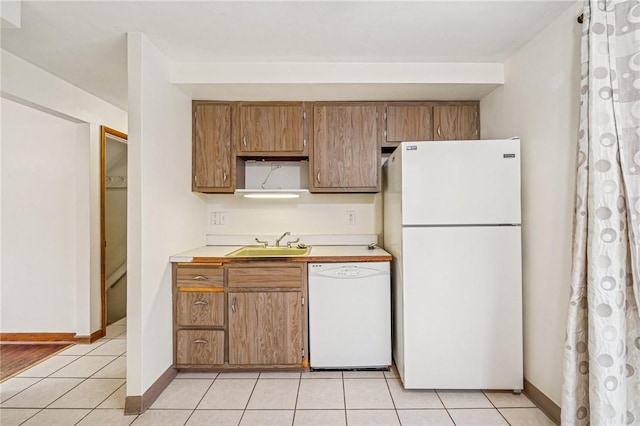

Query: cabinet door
<box><xmin>193</xmin><ymin>102</ymin><xmax>233</xmax><ymax>192</ymax></box>
<box><xmin>228</xmin><ymin>292</ymin><xmax>303</xmax><ymax>365</ymax></box>
<box><xmin>385</xmin><ymin>104</ymin><xmax>433</xmax><ymax>143</ymax></box>
<box><xmin>311</xmin><ymin>103</ymin><xmax>380</xmax><ymax>192</ymax></box>
<box><xmin>238</xmin><ymin>103</ymin><xmax>306</xmax><ymax>155</ymax></box>
<box><xmin>433</xmin><ymin>105</ymin><xmax>479</xmax><ymax>141</ymax></box>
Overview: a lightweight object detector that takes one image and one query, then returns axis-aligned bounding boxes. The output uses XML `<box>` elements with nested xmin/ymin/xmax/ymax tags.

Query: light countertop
<box><xmin>170</xmin><ymin>245</ymin><xmax>392</xmax><ymax>263</ymax></box>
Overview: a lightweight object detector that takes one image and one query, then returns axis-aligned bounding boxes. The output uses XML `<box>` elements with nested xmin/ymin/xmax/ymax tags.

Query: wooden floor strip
<box><xmin>0</xmin><ymin>343</ymin><xmax>73</xmax><ymax>382</ymax></box>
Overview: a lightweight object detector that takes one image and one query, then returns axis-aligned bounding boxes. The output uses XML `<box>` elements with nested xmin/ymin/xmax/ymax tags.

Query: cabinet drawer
<box><xmin>176</xmin><ymin>330</ymin><xmax>224</xmax><ymax>365</ymax></box>
<box><xmin>227</xmin><ymin>266</ymin><xmax>303</xmax><ymax>288</ymax></box>
<box><xmin>176</xmin><ymin>264</ymin><xmax>223</xmax><ymax>288</ymax></box>
<box><xmin>177</xmin><ymin>292</ymin><xmax>224</xmax><ymax>326</ymax></box>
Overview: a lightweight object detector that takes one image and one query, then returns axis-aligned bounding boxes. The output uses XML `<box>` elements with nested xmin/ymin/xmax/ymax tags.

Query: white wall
<box><xmin>206</xmin><ymin>194</ymin><xmax>381</xmax><ymax>237</ymax></box>
<box><xmin>127</xmin><ymin>33</ymin><xmax>207</xmax><ymax>396</ymax></box>
<box><xmin>1</xmin><ymin>49</ymin><xmax>127</xmax><ymax>336</ymax></box>
<box><xmin>480</xmin><ymin>2</ymin><xmax>581</xmax><ymax>406</ymax></box>
<box><xmin>1</xmin><ymin>98</ymin><xmax>80</xmax><ymax>331</ymax></box>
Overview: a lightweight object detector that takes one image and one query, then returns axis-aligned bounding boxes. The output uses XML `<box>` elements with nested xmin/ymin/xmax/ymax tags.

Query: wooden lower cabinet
<box><xmin>176</xmin><ymin>330</ymin><xmax>225</xmax><ymax>365</ymax></box>
<box><xmin>174</xmin><ymin>262</ymin><xmax>306</xmax><ymax>370</ymax></box>
<box><xmin>228</xmin><ymin>291</ymin><xmax>303</xmax><ymax>365</ymax></box>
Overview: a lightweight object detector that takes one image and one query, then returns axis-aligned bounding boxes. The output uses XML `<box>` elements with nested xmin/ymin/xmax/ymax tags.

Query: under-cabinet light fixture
<box><xmin>236</xmin><ymin>189</ymin><xmax>309</xmax><ymax>199</ymax></box>
<box><xmin>243</xmin><ymin>193</ymin><xmax>301</xmax><ymax>199</ymax></box>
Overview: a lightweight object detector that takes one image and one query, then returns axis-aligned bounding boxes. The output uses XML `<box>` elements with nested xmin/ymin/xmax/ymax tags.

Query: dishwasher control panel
<box><xmin>333</xmin><ymin>267</ymin><xmax>365</xmax><ymax>277</ymax></box>
<box><xmin>309</xmin><ymin>263</ymin><xmax>389</xmax><ymax>279</ymax></box>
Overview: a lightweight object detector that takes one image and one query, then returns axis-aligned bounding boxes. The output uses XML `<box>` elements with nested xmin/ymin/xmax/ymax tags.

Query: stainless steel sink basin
<box><xmin>227</xmin><ymin>246</ymin><xmax>310</xmax><ymax>257</ymax></box>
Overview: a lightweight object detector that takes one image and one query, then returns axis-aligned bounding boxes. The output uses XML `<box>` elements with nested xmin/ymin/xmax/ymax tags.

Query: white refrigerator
<box><xmin>383</xmin><ymin>139</ymin><xmax>523</xmax><ymax>390</ymax></box>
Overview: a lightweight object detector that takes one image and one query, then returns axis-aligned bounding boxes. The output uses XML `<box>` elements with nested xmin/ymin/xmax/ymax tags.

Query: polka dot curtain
<box><xmin>563</xmin><ymin>1</ymin><xmax>640</xmax><ymax>425</ymax></box>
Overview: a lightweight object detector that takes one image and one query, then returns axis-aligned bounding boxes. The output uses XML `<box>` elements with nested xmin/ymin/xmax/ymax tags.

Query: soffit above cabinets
<box><xmin>173</xmin><ymin>63</ymin><xmax>504</xmax><ymax>102</ymax></box>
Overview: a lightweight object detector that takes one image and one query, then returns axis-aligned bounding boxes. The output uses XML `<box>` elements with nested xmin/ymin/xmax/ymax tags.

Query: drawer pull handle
<box><xmin>193</xmin><ymin>301</ymin><xmax>208</xmax><ymax>306</ymax></box>
<box><xmin>242</xmin><ymin>135</ymin><xmax>247</xmax><ymax>147</ymax></box>
<box><xmin>193</xmin><ymin>339</ymin><xmax>208</xmax><ymax>344</ymax></box>
<box><xmin>223</xmin><ymin>171</ymin><xmax>227</xmax><ymax>182</ymax></box>
<box><xmin>437</xmin><ymin>126</ymin><xmax>442</xmax><ymax>137</ymax></box>
<box><xmin>231</xmin><ymin>297</ymin><xmax>237</xmax><ymax>313</ymax></box>
<box><xmin>192</xmin><ymin>275</ymin><xmax>208</xmax><ymax>281</ymax></box>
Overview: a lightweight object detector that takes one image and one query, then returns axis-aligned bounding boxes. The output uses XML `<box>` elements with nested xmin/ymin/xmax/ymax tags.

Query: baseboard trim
<box><xmin>0</xmin><ymin>333</ymin><xmax>76</xmax><ymax>342</ymax></box>
<box><xmin>523</xmin><ymin>379</ymin><xmax>561</xmax><ymax>425</ymax></box>
<box><xmin>124</xmin><ymin>366</ymin><xmax>177</xmax><ymax>415</ymax></box>
<box><xmin>74</xmin><ymin>329</ymin><xmax>104</xmax><ymax>344</ymax></box>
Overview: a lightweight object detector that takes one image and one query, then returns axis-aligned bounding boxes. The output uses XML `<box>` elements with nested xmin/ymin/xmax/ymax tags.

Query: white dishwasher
<box><xmin>308</xmin><ymin>262</ymin><xmax>391</xmax><ymax>369</ymax></box>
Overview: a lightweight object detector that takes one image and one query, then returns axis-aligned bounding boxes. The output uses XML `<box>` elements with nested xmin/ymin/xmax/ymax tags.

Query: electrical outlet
<box><xmin>347</xmin><ymin>211</ymin><xmax>356</xmax><ymax>225</ymax></box>
<box><xmin>211</xmin><ymin>211</ymin><xmax>228</xmax><ymax>225</ymax></box>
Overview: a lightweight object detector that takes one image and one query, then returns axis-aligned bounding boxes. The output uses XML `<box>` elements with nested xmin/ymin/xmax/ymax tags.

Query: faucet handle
<box><xmin>286</xmin><ymin>238</ymin><xmax>300</xmax><ymax>248</ymax></box>
<box><xmin>255</xmin><ymin>237</ymin><xmax>269</xmax><ymax>248</ymax></box>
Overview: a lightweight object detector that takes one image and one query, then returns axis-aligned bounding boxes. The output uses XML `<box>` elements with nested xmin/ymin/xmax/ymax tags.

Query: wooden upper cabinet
<box><xmin>311</xmin><ymin>103</ymin><xmax>381</xmax><ymax>192</ymax></box>
<box><xmin>192</xmin><ymin>102</ymin><xmax>234</xmax><ymax>192</ymax></box>
<box><xmin>238</xmin><ymin>103</ymin><xmax>307</xmax><ymax>156</ymax></box>
<box><xmin>433</xmin><ymin>104</ymin><xmax>480</xmax><ymax>141</ymax></box>
<box><xmin>384</xmin><ymin>103</ymin><xmax>434</xmax><ymax>145</ymax></box>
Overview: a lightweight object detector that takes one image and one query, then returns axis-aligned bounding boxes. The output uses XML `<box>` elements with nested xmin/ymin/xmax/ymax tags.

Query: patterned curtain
<box><xmin>563</xmin><ymin>1</ymin><xmax>640</xmax><ymax>425</ymax></box>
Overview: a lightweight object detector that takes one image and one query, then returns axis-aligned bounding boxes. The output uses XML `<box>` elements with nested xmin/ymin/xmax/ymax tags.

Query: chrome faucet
<box><xmin>275</xmin><ymin>231</ymin><xmax>291</xmax><ymax>247</ymax></box>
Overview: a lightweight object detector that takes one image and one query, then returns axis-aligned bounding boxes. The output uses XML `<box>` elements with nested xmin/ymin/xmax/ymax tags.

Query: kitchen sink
<box><xmin>227</xmin><ymin>246</ymin><xmax>310</xmax><ymax>257</ymax></box>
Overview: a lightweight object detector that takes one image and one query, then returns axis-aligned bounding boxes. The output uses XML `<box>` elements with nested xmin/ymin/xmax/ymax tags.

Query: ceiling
<box><xmin>1</xmin><ymin>1</ymin><xmax>577</xmax><ymax>110</ymax></box>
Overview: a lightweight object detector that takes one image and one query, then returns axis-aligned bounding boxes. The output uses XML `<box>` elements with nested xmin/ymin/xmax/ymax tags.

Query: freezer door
<box><xmin>400</xmin><ymin>139</ymin><xmax>521</xmax><ymax>225</ymax></box>
<box><xmin>400</xmin><ymin>226</ymin><xmax>523</xmax><ymax>390</ymax></box>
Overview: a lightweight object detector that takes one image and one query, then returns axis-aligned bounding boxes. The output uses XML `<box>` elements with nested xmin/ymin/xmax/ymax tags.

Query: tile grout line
<box><xmin>340</xmin><ymin>372</ymin><xmax>348</xmax><ymax>425</ymax></box>
<box><xmin>236</xmin><ymin>375</ymin><xmax>260</xmax><ymax>425</ymax></box>
<box><xmin>482</xmin><ymin>390</ymin><xmax>512</xmax><ymax>425</ymax></box>
<box><xmin>383</xmin><ymin>374</ymin><xmax>402</xmax><ymax>425</ymax></box>
<box><xmin>434</xmin><ymin>389</ymin><xmax>458</xmax><ymax>425</ymax></box>
<box><xmin>14</xmin><ymin>406</ymin><xmax>44</xmax><ymax>425</ymax></box>
<box><xmin>290</xmin><ymin>375</ymin><xmax>302</xmax><ymax>426</ymax></box>
<box><xmin>182</xmin><ymin>374</ymin><xmax>219</xmax><ymax>425</ymax></box>
<box><xmin>0</xmin><ymin>376</ymin><xmax>45</xmax><ymax>405</ymax></box>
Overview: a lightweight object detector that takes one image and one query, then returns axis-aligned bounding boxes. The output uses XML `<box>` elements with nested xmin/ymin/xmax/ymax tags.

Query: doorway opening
<box><xmin>101</xmin><ymin>126</ymin><xmax>128</xmax><ymax>334</ymax></box>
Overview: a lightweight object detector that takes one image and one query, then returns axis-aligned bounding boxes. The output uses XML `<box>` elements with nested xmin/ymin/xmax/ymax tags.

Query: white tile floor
<box><xmin>0</xmin><ymin>320</ymin><xmax>556</xmax><ymax>425</ymax></box>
